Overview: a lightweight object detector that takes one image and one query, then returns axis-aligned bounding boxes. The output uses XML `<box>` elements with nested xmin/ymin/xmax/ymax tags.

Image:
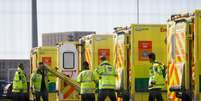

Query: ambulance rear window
<box><xmin>63</xmin><ymin>52</ymin><xmax>75</xmax><ymax>69</ymax></box>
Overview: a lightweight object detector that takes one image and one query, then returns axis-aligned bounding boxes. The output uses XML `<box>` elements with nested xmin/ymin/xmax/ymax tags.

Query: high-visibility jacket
<box><xmin>96</xmin><ymin>61</ymin><xmax>117</xmax><ymax>89</ymax></box>
<box><xmin>77</xmin><ymin>70</ymin><xmax>98</xmax><ymax>94</ymax></box>
<box><xmin>31</xmin><ymin>69</ymin><xmax>48</xmax><ymax>92</ymax></box>
<box><xmin>12</xmin><ymin>67</ymin><xmax>27</xmax><ymax>93</ymax></box>
<box><xmin>148</xmin><ymin>60</ymin><xmax>165</xmax><ymax>90</ymax></box>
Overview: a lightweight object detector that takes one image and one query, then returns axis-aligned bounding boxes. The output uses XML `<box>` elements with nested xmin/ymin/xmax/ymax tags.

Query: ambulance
<box><xmin>78</xmin><ymin>34</ymin><xmax>114</xmax><ymax>101</ymax></box>
<box><xmin>167</xmin><ymin>10</ymin><xmax>201</xmax><ymax>101</ymax></box>
<box><xmin>79</xmin><ymin>34</ymin><xmax>114</xmax><ymax>70</ymax></box>
<box><xmin>113</xmin><ymin>24</ymin><xmax>167</xmax><ymax>101</ymax></box>
<box><xmin>30</xmin><ymin>47</ymin><xmax>58</xmax><ymax>101</ymax></box>
<box><xmin>30</xmin><ymin>33</ymin><xmax>93</xmax><ymax>101</ymax></box>
<box><xmin>56</xmin><ymin>41</ymin><xmax>80</xmax><ymax>101</ymax></box>
<box><xmin>30</xmin><ymin>44</ymin><xmax>81</xmax><ymax>101</ymax></box>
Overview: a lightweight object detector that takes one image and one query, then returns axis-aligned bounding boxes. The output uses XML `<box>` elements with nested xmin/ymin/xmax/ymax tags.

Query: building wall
<box><xmin>42</xmin><ymin>31</ymin><xmax>95</xmax><ymax>46</ymax></box>
<box><xmin>0</xmin><ymin>60</ymin><xmax>30</xmax><ymax>82</ymax></box>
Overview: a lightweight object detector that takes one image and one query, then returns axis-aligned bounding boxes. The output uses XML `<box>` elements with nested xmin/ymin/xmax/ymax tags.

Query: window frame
<box><xmin>63</xmin><ymin>52</ymin><xmax>75</xmax><ymax>69</ymax></box>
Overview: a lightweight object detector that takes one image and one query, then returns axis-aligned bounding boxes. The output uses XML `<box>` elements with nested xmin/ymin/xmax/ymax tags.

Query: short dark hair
<box><xmin>100</xmin><ymin>55</ymin><xmax>107</xmax><ymax>61</ymax></box>
<box><xmin>82</xmin><ymin>61</ymin><xmax>89</xmax><ymax>70</ymax></box>
<box><xmin>148</xmin><ymin>52</ymin><xmax>156</xmax><ymax>60</ymax></box>
<box><xmin>39</xmin><ymin>62</ymin><xmax>44</xmax><ymax>65</ymax></box>
<box><xmin>18</xmin><ymin>63</ymin><xmax>23</xmax><ymax>67</ymax></box>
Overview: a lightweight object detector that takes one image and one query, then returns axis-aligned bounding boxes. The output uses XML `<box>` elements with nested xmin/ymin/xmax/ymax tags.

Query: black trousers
<box><xmin>98</xmin><ymin>89</ymin><xmax>117</xmax><ymax>101</ymax></box>
<box><xmin>149</xmin><ymin>88</ymin><xmax>163</xmax><ymax>101</ymax></box>
<box><xmin>35</xmin><ymin>91</ymin><xmax>48</xmax><ymax>101</ymax></box>
<box><xmin>12</xmin><ymin>92</ymin><xmax>26</xmax><ymax>101</ymax></box>
<box><xmin>81</xmin><ymin>93</ymin><xmax>95</xmax><ymax>101</ymax></box>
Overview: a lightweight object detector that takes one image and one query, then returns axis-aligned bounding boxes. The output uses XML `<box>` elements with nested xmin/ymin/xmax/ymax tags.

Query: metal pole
<box><xmin>32</xmin><ymin>0</ymin><xmax>38</xmax><ymax>48</ymax></box>
<box><xmin>137</xmin><ymin>0</ymin><xmax>139</xmax><ymax>24</ymax></box>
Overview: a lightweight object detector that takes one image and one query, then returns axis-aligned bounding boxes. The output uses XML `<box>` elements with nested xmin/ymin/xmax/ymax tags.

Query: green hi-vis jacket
<box><xmin>31</xmin><ymin>69</ymin><xmax>48</xmax><ymax>92</ymax></box>
<box><xmin>96</xmin><ymin>61</ymin><xmax>117</xmax><ymax>90</ymax></box>
<box><xmin>148</xmin><ymin>60</ymin><xmax>165</xmax><ymax>90</ymax></box>
<box><xmin>12</xmin><ymin>67</ymin><xmax>27</xmax><ymax>93</ymax></box>
<box><xmin>77</xmin><ymin>70</ymin><xmax>98</xmax><ymax>94</ymax></box>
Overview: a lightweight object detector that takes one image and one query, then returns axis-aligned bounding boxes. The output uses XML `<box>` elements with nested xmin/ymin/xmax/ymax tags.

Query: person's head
<box><xmin>148</xmin><ymin>52</ymin><xmax>156</xmax><ymax>63</ymax></box>
<box><xmin>18</xmin><ymin>63</ymin><xmax>24</xmax><ymax>70</ymax></box>
<box><xmin>39</xmin><ymin>62</ymin><xmax>44</xmax><ymax>66</ymax></box>
<box><xmin>82</xmin><ymin>61</ymin><xmax>89</xmax><ymax>70</ymax></box>
<box><xmin>38</xmin><ymin>62</ymin><xmax>44</xmax><ymax>69</ymax></box>
<box><xmin>100</xmin><ymin>55</ymin><xmax>107</xmax><ymax>62</ymax></box>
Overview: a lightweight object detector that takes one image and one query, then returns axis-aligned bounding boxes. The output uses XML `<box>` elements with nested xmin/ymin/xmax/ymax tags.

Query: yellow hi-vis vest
<box><xmin>12</xmin><ymin>67</ymin><xmax>27</xmax><ymax>93</ymax></box>
<box><xmin>148</xmin><ymin>60</ymin><xmax>165</xmax><ymax>90</ymax></box>
<box><xmin>31</xmin><ymin>69</ymin><xmax>48</xmax><ymax>92</ymax></box>
<box><xmin>31</xmin><ymin>71</ymin><xmax>42</xmax><ymax>92</ymax></box>
<box><xmin>77</xmin><ymin>70</ymin><xmax>98</xmax><ymax>94</ymax></box>
<box><xmin>96</xmin><ymin>61</ymin><xmax>117</xmax><ymax>90</ymax></box>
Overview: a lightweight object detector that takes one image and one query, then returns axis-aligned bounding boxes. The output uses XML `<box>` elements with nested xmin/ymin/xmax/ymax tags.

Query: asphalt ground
<box><xmin>0</xmin><ymin>98</ymin><xmax>12</xmax><ymax>101</ymax></box>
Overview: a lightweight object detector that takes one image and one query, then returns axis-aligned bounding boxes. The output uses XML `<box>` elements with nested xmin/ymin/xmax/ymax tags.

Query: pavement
<box><xmin>0</xmin><ymin>98</ymin><xmax>12</xmax><ymax>101</ymax></box>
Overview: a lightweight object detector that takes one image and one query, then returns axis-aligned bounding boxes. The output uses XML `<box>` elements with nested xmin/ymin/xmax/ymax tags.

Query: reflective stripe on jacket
<box><xmin>96</xmin><ymin>61</ymin><xmax>117</xmax><ymax>89</ymax></box>
<box><xmin>148</xmin><ymin>60</ymin><xmax>165</xmax><ymax>90</ymax></box>
<box><xmin>12</xmin><ymin>67</ymin><xmax>27</xmax><ymax>93</ymax></box>
<box><xmin>77</xmin><ymin>70</ymin><xmax>98</xmax><ymax>94</ymax></box>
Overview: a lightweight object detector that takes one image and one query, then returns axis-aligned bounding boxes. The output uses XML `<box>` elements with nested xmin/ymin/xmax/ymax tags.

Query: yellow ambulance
<box><xmin>30</xmin><ymin>47</ymin><xmax>58</xmax><ymax>101</ymax></box>
<box><xmin>167</xmin><ymin>10</ymin><xmax>201</xmax><ymax>101</ymax></box>
<box><xmin>56</xmin><ymin>41</ymin><xmax>80</xmax><ymax>101</ymax></box>
<box><xmin>113</xmin><ymin>24</ymin><xmax>167</xmax><ymax>101</ymax></box>
<box><xmin>79</xmin><ymin>34</ymin><xmax>114</xmax><ymax>70</ymax></box>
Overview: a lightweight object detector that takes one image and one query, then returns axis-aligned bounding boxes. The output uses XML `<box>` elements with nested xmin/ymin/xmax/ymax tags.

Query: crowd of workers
<box><xmin>12</xmin><ymin>52</ymin><xmax>165</xmax><ymax>101</ymax></box>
